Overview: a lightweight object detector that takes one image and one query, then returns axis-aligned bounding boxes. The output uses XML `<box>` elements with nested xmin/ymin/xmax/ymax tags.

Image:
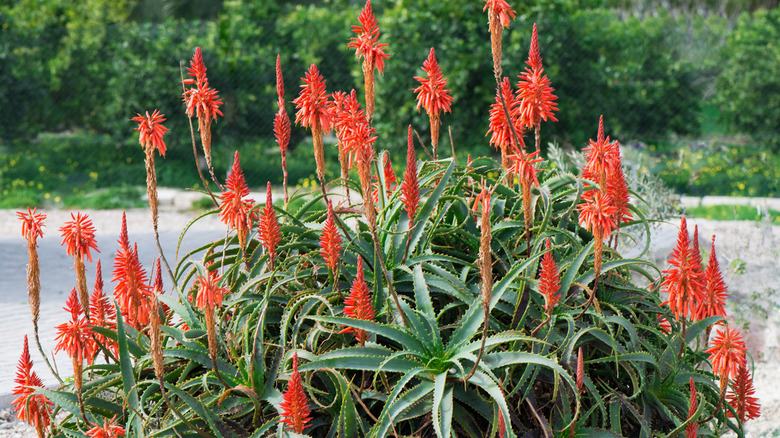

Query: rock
<box><xmin>0</xmin><ymin>411</ymin><xmax>10</xmax><ymax>422</ymax></box>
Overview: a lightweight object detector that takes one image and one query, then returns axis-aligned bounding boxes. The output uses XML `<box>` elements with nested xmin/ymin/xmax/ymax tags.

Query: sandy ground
<box><xmin>0</xmin><ymin>207</ymin><xmax>777</xmax><ymax>436</ymax></box>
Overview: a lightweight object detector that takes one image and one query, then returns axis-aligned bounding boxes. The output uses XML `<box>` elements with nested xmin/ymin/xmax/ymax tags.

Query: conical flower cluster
<box><xmin>112</xmin><ymin>213</ymin><xmax>153</xmax><ymax>329</ymax></box>
<box><xmin>414</xmin><ymin>48</ymin><xmax>453</xmax><ymax>159</ymax></box>
<box><xmin>258</xmin><ymin>182</ymin><xmax>281</xmax><ymax>268</ymax></box>
<box><xmin>341</xmin><ymin>258</ymin><xmax>375</xmax><ymax>345</ymax></box>
<box><xmin>12</xmin><ymin>336</ymin><xmax>52</xmax><ymax>437</ymax></box>
<box><xmin>279</xmin><ymin>353</ymin><xmax>312</xmax><ymax>433</ymax></box>
<box><xmin>320</xmin><ymin>201</ymin><xmax>342</xmax><ymax>273</ymax></box>
<box><xmin>182</xmin><ymin>47</ymin><xmax>223</xmax><ymax>172</ymax></box>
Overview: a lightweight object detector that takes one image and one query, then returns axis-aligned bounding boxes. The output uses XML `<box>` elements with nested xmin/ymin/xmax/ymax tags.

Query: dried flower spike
<box><xmin>414</xmin><ymin>48</ymin><xmax>454</xmax><ymax>159</ymax></box>
<box><xmin>279</xmin><ymin>353</ymin><xmax>312</xmax><ymax>433</ymax></box>
<box><xmin>483</xmin><ymin>0</ymin><xmax>516</xmax><ymax>77</ymax></box>
<box><xmin>18</xmin><ymin>208</ymin><xmax>45</xmax><ymax>325</ymax></box>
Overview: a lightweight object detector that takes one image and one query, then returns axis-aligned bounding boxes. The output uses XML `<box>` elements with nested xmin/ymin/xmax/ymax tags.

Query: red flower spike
<box><xmin>686</xmin><ymin>377</ymin><xmax>698</xmax><ymax>438</ymax></box>
<box><xmin>182</xmin><ymin>47</ymin><xmax>223</xmax><ymax>123</ymax></box>
<box><xmin>194</xmin><ymin>267</ymin><xmax>228</xmax><ymax>310</ymax></box>
<box><xmin>132</xmin><ymin>109</ymin><xmax>168</xmax><ymax>157</ymax></box>
<box><xmin>661</xmin><ymin>217</ymin><xmax>705</xmax><ymax>321</ymax></box>
<box><xmin>219</xmin><ymin>151</ymin><xmax>257</xmax><ymax>238</ymax></box>
<box><xmin>55</xmin><ymin>288</ymin><xmax>96</xmax><ymax>364</ymax></box>
<box><xmin>340</xmin><ymin>257</ymin><xmax>376</xmax><ymax>345</ymax></box>
<box><xmin>274</xmin><ymin>109</ymin><xmax>291</xmax><ymax>154</ymax></box>
<box><xmin>90</xmin><ymin>261</ymin><xmax>118</xmax><ymax>356</ymax></box>
<box><xmin>414</xmin><ymin>48</ymin><xmax>454</xmax><ymax>118</ymax></box>
<box><xmin>183</xmin><ymin>47</ymin><xmax>207</xmax><ymax>86</ymax></box>
<box><xmin>86</xmin><ymin>415</ymin><xmax>126</xmax><ymax>438</ymax></box>
<box><xmin>538</xmin><ymin>239</ymin><xmax>561</xmax><ymax>314</ymax></box>
<box><xmin>705</xmin><ymin>326</ymin><xmax>747</xmax><ymax>380</ymax></box>
<box><xmin>696</xmin><ymin>235</ymin><xmax>728</xmax><ymax>321</ymax></box>
<box><xmin>12</xmin><ymin>336</ymin><xmax>53</xmax><ymax>432</ymax></box>
<box><xmin>60</xmin><ymin>212</ymin><xmax>99</xmax><ymax>263</ymax></box>
<box><xmin>606</xmin><ymin>161</ymin><xmax>633</xmax><ymax>226</ymax></box>
<box><xmin>293</xmin><ymin>63</ymin><xmax>332</xmax><ymax>133</ymax></box>
<box><xmin>372</xmin><ymin>154</ymin><xmax>396</xmax><ymax>203</ymax></box>
<box><xmin>692</xmin><ymin>225</ymin><xmax>703</xmax><ymax>273</ymax></box>
<box><xmin>259</xmin><ymin>182</ymin><xmax>282</xmax><ymax>266</ymax></box>
<box><xmin>279</xmin><ymin>353</ymin><xmax>312</xmax><ymax>434</ymax></box>
<box><xmin>576</xmin><ymin>347</ymin><xmax>584</xmax><ymax>394</ymax></box>
<box><xmin>153</xmin><ymin>258</ymin><xmax>163</xmax><ymax>294</ymax></box>
<box><xmin>582</xmin><ymin>116</ymin><xmax>620</xmax><ymax>190</ymax></box>
<box><xmin>320</xmin><ymin>201</ymin><xmax>342</xmax><ymax>273</ymax></box>
<box><xmin>726</xmin><ymin>356</ymin><xmax>761</xmax><ymax>422</ymax></box>
<box><xmin>348</xmin><ymin>0</ymin><xmax>390</xmax><ymax>74</ymax></box>
<box><xmin>335</xmin><ymin>90</ymin><xmax>370</xmax><ymax>169</ymax></box>
<box><xmin>577</xmin><ymin>191</ymin><xmax>617</xmax><ymax>238</ymax></box>
<box><xmin>483</xmin><ymin>0</ymin><xmax>516</xmax><ymax>28</ymax></box>
<box><xmin>112</xmin><ymin>214</ymin><xmax>153</xmax><ymax>329</ymax></box>
<box><xmin>276</xmin><ymin>54</ymin><xmax>285</xmax><ymax>107</ymax></box>
<box><xmin>18</xmin><ymin>207</ymin><xmax>46</xmax><ymax>243</ymax></box>
<box><xmin>402</xmin><ymin>125</ymin><xmax>420</xmax><ymax>222</ymax></box>
<box><xmin>487</xmin><ymin>77</ymin><xmax>525</xmax><ymax>154</ymax></box>
<box><xmin>527</xmin><ymin>23</ymin><xmax>542</xmax><ymax>71</ymax></box>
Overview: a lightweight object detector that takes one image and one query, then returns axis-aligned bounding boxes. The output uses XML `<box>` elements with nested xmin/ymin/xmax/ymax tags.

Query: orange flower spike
<box><xmin>402</xmin><ymin>125</ymin><xmax>420</xmax><ymax>222</ymax></box>
<box><xmin>726</xmin><ymin>357</ymin><xmax>761</xmax><ymax>422</ymax></box>
<box><xmin>60</xmin><ymin>212</ymin><xmax>99</xmax><ymax>263</ymax></box>
<box><xmin>582</xmin><ymin>116</ymin><xmax>619</xmax><ymax>191</ymax></box>
<box><xmin>538</xmin><ymin>238</ymin><xmax>561</xmax><ymax>315</ymax></box>
<box><xmin>336</xmin><ymin>90</ymin><xmax>368</xmax><ymax>169</ymax></box>
<box><xmin>320</xmin><ymin>201</ymin><xmax>342</xmax><ymax>273</ymax></box>
<box><xmin>705</xmin><ymin>326</ymin><xmax>747</xmax><ymax>380</ymax></box>
<box><xmin>696</xmin><ymin>235</ymin><xmax>729</xmax><ymax>321</ymax></box>
<box><xmin>413</xmin><ymin>48</ymin><xmax>454</xmax><ymax>159</ymax></box>
<box><xmin>276</xmin><ymin>54</ymin><xmax>285</xmax><ymax>107</ymax></box>
<box><xmin>132</xmin><ymin>109</ymin><xmax>168</xmax><ymax>157</ymax></box>
<box><xmin>279</xmin><ymin>353</ymin><xmax>312</xmax><ymax>434</ymax></box>
<box><xmin>182</xmin><ymin>47</ymin><xmax>223</xmax><ymax>122</ymax></box>
<box><xmin>86</xmin><ymin>415</ymin><xmax>126</xmax><ymax>438</ymax></box>
<box><xmin>112</xmin><ymin>213</ymin><xmax>153</xmax><ymax>329</ymax></box>
<box><xmin>606</xmin><ymin>161</ymin><xmax>632</xmax><ymax>226</ymax></box>
<box><xmin>577</xmin><ymin>190</ymin><xmax>617</xmax><ymax>278</ymax></box>
<box><xmin>661</xmin><ymin>217</ymin><xmax>705</xmax><ymax>321</ymax></box>
<box><xmin>55</xmin><ymin>289</ymin><xmax>96</xmax><ymax>365</ymax></box>
<box><xmin>686</xmin><ymin>377</ymin><xmax>698</xmax><ymax>438</ymax></box>
<box><xmin>488</xmin><ymin>77</ymin><xmax>525</xmax><ymax>163</ymax></box>
<box><xmin>274</xmin><ymin>109</ymin><xmax>292</xmax><ymax>158</ymax></box>
<box><xmin>194</xmin><ymin>267</ymin><xmax>228</xmax><ymax>311</ymax></box>
<box><xmin>259</xmin><ymin>182</ymin><xmax>282</xmax><ymax>268</ymax></box>
<box><xmin>507</xmin><ymin>150</ymin><xmax>543</xmax><ymax>187</ymax></box>
<box><xmin>18</xmin><ymin>207</ymin><xmax>46</xmax><ymax>243</ymax></box>
<box><xmin>516</xmin><ymin>23</ymin><xmax>558</xmax><ymax>152</ymax></box>
<box><xmin>219</xmin><ymin>151</ymin><xmax>257</xmax><ymax>252</ymax></box>
<box><xmin>293</xmin><ymin>64</ymin><xmax>332</xmax><ymax>184</ymax></box>
<box><xmin>12</xmin><ymin>336</ymin><xmax>53</xmax><ymax>435</ymax></box>
<box><xmin>341</xmin><ymin>257</ymin><xmax>376</xmax><ymax>345</ymax></box>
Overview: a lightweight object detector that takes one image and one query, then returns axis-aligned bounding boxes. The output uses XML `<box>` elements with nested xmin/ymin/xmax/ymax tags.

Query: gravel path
<box><xmin>1</xmin><ymin>207</ymin><xmax>777</xmax><ymax>436</ymax></box>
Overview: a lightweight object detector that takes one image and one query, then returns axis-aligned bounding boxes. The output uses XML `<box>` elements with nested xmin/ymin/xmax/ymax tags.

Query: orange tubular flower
<box><xmin>661</xmin><ymin>217</ymin><xmax>705</xmax><ymax>321</ymax></box>
<box><xmin>194</xmin><ymin>267</ymin><xmax>228</xmax><ymax>311</ymax></box>
<box><xmin>320</xmin><ymin>201</ymin><xmax>342</xmax><ymax>273</ymax></box>
<box><xmin>293</xmin><ymin>64</ymin><xmax>332</xmax><ymax>186</ymax></box>
<box><xmin>516</xmin><ymin>23</ymin><xmax>558</xmax><ymax>152</ymax></box>
<box><xmin>705</xmin><ymin>326</ymin><xmax>747</xmax><ymax>381</ymax></box>
<box><xmin>686</xmin><ymin>377</ymin><xmax>697</xmax><ymax>438</ymax></box>
<box><xmin>348</xmin><ymin>0</ymin><xmax>390</xmax><ymax>120</ymax></box>
<box><xmin>90</xmin><ymin>261</ymin><xmax>118</xmax><ymax>356</ymax></box>
<box><xmin>219</xmin><ymin>151</ymin><xmax>257</xmax><ymax>253</ymax></box>
<box><xmin>340</xmin><ymin>257</ymin><xmax>376</xmax><ymax>345</ymax></box>
<box><xmin>280</xmin><ymin>353</ymin><xmax>312</xmax><ymax>433</ymax></box>
<box><xmin>606</xmin><ymin>160</ymin><xmax>632</xmax><ymax>227</ymax></box>
<box><xmin>55</xmin><ymin>288</ymin><xmax>96</xmax><ymax>365</ymax></box>
<box><xmin>259</xmin><ymin>182</ymin><xmax>282</xmax><ymax>268</ymax></box>
<box><xmin>132</xmin><ymin>109</ymin><xmax>168</xmax><ymax>157</ymax></box>
<box><xmin>696</xmin><ymin>235</ymin><xmax>728</xmax><ymax>321</ymax></box>
<box><xmin>538</xmin><ymin>239</ymin><xmax>561</xmax><ymax>315</ymax></box>
<box><xmin>60</xmin><ymin>212</ymin><xmax>99</xmax><ymax>263</ymax></box>
<box><xmin>335</xmin><ymin>90</ymin><xmax>367</xmax><ymax>169</ymax></box>
<box><xmin>182</xmin><ymin>47</ymin><xmax>223</xmax><ymax>169</ymax></box>
<box><xmin>18</xmin><ymin>207</ymin><xmax>46</xmax><ymax>242</ymax></box>
<box><xmin>86</xmin><ymin>415</ymin><xmax>126</xmax><ymax>438</ymax></box>
<box><xmin>488</xmin><ymin>77</ymin><xmax>525</xmax><ymax>167</ymax></box>
<box><xmin>12</xmin><ymin>336</ymin><xmax>53</xmax><ymax>436</ymax></box>
<box><xmin>657</xmin><ymin>315</ymin><xmax>672</xmax><ymax>333</ymax></box>
<box><xmin>577</xmin><ymin>190</ymin><xmax>617</xmax><ymax>278</ymax></box>
<box><xmin>413</xmin><ymin>48</ymin><xmax>454</xmax><ymax>159</ymax></box>
<box><xmin>61</xmin><ymin>212</ymin><xmax>99</xmax><ymax>317</ymax></box>
<box><xmin>402</xmin><ymin>125</ymin><xmax>420</xmax><ymax>223</ymax></box>
<box><xmin>112</xmin><ymin>213</ymin><xmax>153</xmax><ymax>329</ymax></box>
<box><xmin>726</xmin><ymin>356</ymin><xmax>761</xmax><ymax>422</ymax></box>
<box><xmin>582</xmin><ymin>116</ymin><xmax>619</xmax><ymax>191</ymax></box>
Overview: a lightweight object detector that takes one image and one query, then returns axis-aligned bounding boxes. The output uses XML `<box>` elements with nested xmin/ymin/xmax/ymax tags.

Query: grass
<box><xmin>686</xmin><ymin>204</ymin><xmax>780</xmax><ymax>225</ymax></box>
